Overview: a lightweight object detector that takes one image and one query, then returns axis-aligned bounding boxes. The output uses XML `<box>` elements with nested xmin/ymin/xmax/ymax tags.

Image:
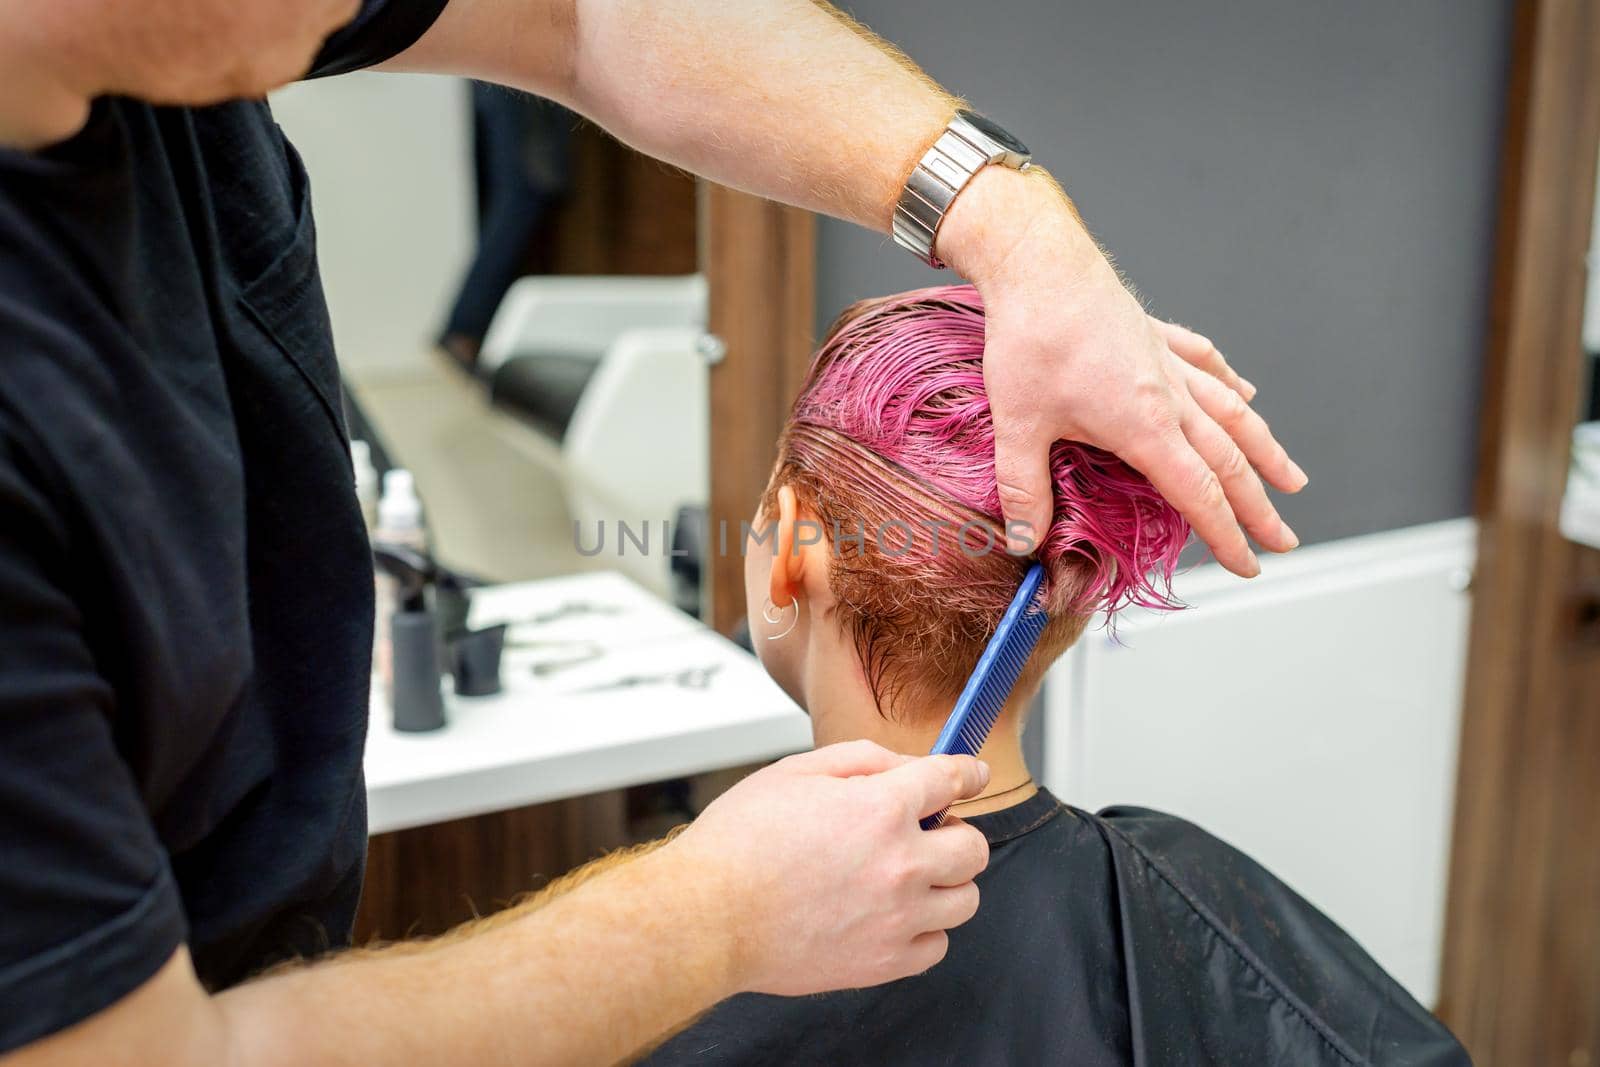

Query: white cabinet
<box><xmin>1042</xmin><ymin>520</ymin><xmax>1473</xmax><ymax>1007</ymax></box>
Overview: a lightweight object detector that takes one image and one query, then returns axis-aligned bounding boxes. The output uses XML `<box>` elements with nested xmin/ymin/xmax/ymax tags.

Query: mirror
<box><xmin>271</xmin><ymin>73</ymin><xmax>704</xmax><ymax>602</ymax></box>
<box><xmin>271</xmin><ymin>73</ymin><xmax>751</xmax><ymax>944</ymax></box>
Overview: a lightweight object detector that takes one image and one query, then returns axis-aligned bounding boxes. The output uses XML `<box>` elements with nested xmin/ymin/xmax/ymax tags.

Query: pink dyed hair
<box><xmin>765</xmin><ymin>284</ymin><xmax>1189</xmax><ymax>709</ymax></box>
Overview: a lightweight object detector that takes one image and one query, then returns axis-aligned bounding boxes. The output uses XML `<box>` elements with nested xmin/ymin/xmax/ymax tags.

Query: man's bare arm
<box><xmin>3</xmin><ymin>745</ymin><xmax>990</xmax><ymax>1066</ymax></box>
<box><xmin>383</xmin><ymin>0</ymin><xmax>948</xmax><ymax>231</ymax></box>
<box><xmin>384</xmin><ymin>0</ymin><xmax>1307</xmax><ymax>574</ymax></box>
<box><xmin>12</xmin><ymin>841</ymin><xmax>726</xmax><ymax>1067</ymax></box>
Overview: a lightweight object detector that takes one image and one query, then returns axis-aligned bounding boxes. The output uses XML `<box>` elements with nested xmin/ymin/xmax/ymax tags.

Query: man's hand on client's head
<box><xmin>667</xmin><ymin>739</ymin><xmax>991</xmax><ymax>997</ymax></box>
<box><xmin>937</xmin><ymin>166</ymin><xmax>1309</xmax><ymax>578</ymax></box>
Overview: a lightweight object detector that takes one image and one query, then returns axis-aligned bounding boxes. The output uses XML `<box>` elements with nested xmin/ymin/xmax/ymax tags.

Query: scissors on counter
<box><xmin>576</xmin><ymin>664</ymin><xmax>723</xmax><ymax>693</ymax></box>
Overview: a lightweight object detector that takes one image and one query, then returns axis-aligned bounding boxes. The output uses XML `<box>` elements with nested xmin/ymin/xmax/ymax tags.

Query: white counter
<box><xmin>364</xmin><ymin>571</ymin><xmax>812</xmax><ymax>834</ymax></box>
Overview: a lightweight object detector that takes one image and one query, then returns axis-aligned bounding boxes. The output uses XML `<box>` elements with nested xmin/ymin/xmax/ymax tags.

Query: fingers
<box><xmin>989</xmin><ymin>418</ymin><xmax>1053</xmax><ymax>556</ymax></box>
<box><xmin>896</xmin><ymin>886</ymin><xmax>982</xmax><ymax>981</ymax></box>
<box><xmin>1181</xmin><ymin>362</ymin><xmax>1307</xmax><ymax>496</ymax></box>
<box><xmin>787</xmin><ymin>738</ymin><xmax>912</xmax><ymax>779</ymax></box>
<box><xmin>883</xmin><ymin>755</ymin><xmax>991</xmax><ymax>820</ymax></box>
<box><xmin>897</xmin><ymin>931</ymin><xmax>952</xmax><ymax>979</ymax></box>
<box><xmin>1175</xmin><ymin>387</ymin><xmax>1298</xmax><ymax>556</ymax></box>
<box><xmin>921</xmin><ymin>819</ymin><xmax>991</xmax><ymax>887</ymax></box>
<box><xmin>1123</xmin><ymin>423</ymin><xmax>1259</xmax><ymax>577</ymax></box>
<box><xmin>921</xmin><ymin>883</ymin><xmax>982</xmax><ymax>934</ymax></box>
<box><xmin>1155</xmin><ymin>319</ymin><xmax>1256</xmax><ymax>402</ymax></box>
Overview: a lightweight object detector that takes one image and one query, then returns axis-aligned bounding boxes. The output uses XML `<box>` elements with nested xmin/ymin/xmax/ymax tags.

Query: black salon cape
<box><xmin>0</xmin><ymin>0</ymin><xmax>447</xmax><ymax>1052</ymax></box>
<box><xmin>645</xmin><ymin>790</ymin><xmax>1469</xmax><ymax>1066</ymax></box>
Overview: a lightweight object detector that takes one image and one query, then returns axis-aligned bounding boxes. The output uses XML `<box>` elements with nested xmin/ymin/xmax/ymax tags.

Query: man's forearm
<box><xmin>11</xmin><ymin>747</ymin><xmax>991</xmax><ymax>1065</ymax></box>
<box><xmin>220</xmin><ymin>838</ymin><xmax>727</xmax><ymax>1067</ymax></box>
<box><xmin>391</xmin><ymin>0</ymin><xmax>961</xmax><ymax>233</ymax></box>
<box><xmin>566</xmin><ymin>0</ymin><xmax>955</xmax><ymax>231</ymax></box>
<box><xmin>390</xmin><ymin>0</ymin><xmax>1095</xmax><ymax>323</ymax></box>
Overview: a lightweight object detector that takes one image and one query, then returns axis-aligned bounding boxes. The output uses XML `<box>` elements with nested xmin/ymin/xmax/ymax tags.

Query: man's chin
<box><xmin>129</xmin><ymin>37</ymin><xmax>326</xmax><ymax>112</ymax></box>
<box><xmin>0</xmin><ymin>91</ymin><xmax>92</xmax><ymax>153</ymax></box>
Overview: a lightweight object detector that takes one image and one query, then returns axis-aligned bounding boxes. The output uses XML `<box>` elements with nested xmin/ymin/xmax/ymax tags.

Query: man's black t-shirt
<box><xmin>0</xmin><ymin>2</ymin><xmax>447</xmax><ymax>1050</ymax></box>
<box><xmin>646</xmin><ymin>790</ymin><xmax>1470</xmax><ymax>1066</ymax></box>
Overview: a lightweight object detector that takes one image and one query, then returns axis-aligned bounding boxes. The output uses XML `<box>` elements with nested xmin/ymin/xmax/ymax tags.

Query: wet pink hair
<box><xmin>764</xmin><ymin>284</ymin><xmax>1188</xmax><ymax>710</ymax></box>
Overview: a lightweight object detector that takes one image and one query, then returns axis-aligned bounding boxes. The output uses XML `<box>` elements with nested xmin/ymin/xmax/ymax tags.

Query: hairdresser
<box><xmin>0</xmin><ymin>1</ymin><xmax>1305</xmax><ymax>1064</ymax></box>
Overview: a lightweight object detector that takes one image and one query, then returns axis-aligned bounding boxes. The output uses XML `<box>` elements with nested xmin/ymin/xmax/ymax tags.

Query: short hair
<box><xmin>761</xmin><ymin>284</ymin><xmax>1188</xmax><ymax>715</ymax></box>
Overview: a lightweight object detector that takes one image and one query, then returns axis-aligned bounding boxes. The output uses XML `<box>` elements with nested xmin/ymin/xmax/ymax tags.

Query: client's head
<box><xmin>744</xmin><ymin>284</ymin><xmax>1189</xmax><ymax>756</ymax></box>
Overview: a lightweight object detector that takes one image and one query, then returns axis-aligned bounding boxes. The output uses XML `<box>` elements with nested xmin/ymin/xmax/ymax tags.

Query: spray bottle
<box><xmin>351</xmin><ymin>439</ymin><xmax>379</xmax><ymax>534</ymax></box>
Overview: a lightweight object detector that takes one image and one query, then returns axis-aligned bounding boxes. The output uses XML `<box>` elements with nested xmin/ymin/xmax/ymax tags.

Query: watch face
<box><xmin>960</xmin><ymin>110</ymin><xmax>1031</xmax><ymax>157</ymax></box>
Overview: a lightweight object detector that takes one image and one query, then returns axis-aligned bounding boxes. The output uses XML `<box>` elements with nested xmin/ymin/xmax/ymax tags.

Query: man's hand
<box><xmin>669</xmin><ymin>740</ymin><xmax>991</xmax><ymax>996</ymax></box>
<box><xmin>940</xmin><ymin>167</ymin><xmax>1308</xmax><ymax>576</ymax></box>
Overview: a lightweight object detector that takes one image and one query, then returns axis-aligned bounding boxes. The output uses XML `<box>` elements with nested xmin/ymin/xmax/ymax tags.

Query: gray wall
<box><xmin>819</xmin><ymin>1</ymin><xmax>1511</xmax><ymax>546</ymax></box>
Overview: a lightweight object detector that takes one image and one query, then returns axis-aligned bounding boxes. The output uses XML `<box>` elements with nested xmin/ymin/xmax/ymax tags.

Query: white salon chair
<box><xmin>477</xmin><ymin>275</ymin><xmax>711</xmax><ymax>602</ymax></box>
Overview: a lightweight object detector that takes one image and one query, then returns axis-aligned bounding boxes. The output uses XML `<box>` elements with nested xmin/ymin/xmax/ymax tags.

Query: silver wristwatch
<box><xmin>892</xmin><ymin>109</ymin><xmax>1032</xmax><ymax>269</ymax></box>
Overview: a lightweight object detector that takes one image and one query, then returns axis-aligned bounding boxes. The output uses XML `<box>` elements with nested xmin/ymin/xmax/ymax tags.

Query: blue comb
<box><xmin>921</xmin><ymin>562</ymin><xmax>1049</xmax><ymax>830</ymax></box>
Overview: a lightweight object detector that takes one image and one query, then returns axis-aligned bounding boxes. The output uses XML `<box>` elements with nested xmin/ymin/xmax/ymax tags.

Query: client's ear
<box><xmin>769</xmin><ymin>484</ymin><xmax>809</xmax><ymax>609</ymax></box>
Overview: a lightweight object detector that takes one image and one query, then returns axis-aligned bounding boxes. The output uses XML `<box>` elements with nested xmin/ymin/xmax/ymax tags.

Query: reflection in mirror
<box><xmin>271</xmin><ymin>75</ymin><xmax>703</xmax><ymax>603</ymax></box>
<box><xmin>272</xmin><ymin>75</ymin><xmax>734</xmax><ymax>947</ymax></box>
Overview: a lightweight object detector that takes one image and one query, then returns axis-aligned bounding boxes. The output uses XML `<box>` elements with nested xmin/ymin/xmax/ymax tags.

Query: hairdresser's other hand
<box><xmin>937</xmin><ymin>167</ymin><xmax>1308</xmax><ymax>577</ymax></box>
<box><xmin>667</xmin><ymin>739</ymin><xmax>990</xmax><ymax>996</ymax></box>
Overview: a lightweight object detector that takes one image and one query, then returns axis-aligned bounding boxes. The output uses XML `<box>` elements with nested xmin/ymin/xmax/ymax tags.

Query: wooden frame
<box><xmin>1437</xmin><ymin>1</ymin><xmax>1600</xmax><ymax>1062</ymax></box>
<box><xmin>701</xmin><ymin>185</ymin><xmax>818</xmax><ymax>633</ymax></box>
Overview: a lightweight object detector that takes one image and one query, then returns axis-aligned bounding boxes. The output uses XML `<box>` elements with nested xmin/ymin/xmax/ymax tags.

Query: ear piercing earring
<box><xmin>761</xmin><ymin>596</ymin><xmax>803</xmax><ymax>641</ymax></box>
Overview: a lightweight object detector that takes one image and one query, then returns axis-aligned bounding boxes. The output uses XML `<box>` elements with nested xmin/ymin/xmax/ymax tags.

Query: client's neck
<box><xmin>805</xmin><ymin>664</ymin><xmax>1036</xmax><ymax>817</ymax></box>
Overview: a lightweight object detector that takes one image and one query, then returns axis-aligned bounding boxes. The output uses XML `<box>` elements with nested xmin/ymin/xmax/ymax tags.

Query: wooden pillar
<box><xmin>700</xmin><ymin>185</ymin><xmax>817</xmax><ymax>634</ymax></box>
<box><xmin>1437</xmin><ymin>1</ymin><xmax>1600</xmax><ymax>1062</ymax></box>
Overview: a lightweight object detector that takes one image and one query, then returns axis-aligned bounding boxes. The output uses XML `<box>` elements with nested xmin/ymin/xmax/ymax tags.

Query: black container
<box><xmin>391</xmin><ymin>609</ymin><xmax>447</xmax><ymax>732</ymax></box>
<box><xmin>451</xmin><ymin>624</ymin><xmax>507</xmax><ymax>697</ymax></box>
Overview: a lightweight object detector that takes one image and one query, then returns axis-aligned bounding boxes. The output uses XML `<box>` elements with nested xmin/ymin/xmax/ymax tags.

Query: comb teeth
<box><xmin>921</xmin><ymin>564</ymin><xmax>1049</xmax><ymax>830</ymax></box>
<box><xmin>951</xmin><ymin>607</ymin><xmax>1047</xmax><ymax>755</ymax></box>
